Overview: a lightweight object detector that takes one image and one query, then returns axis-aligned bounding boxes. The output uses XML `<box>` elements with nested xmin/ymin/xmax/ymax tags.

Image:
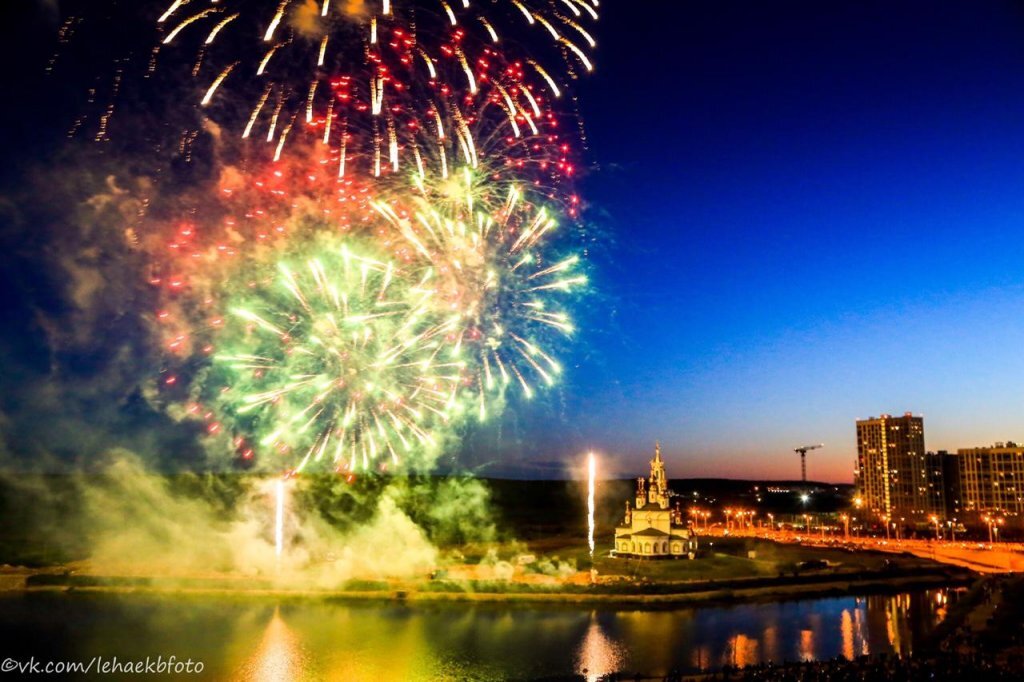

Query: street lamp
<box><xmin>983</xmin><ymin>515</ymin><xmax>994</xmax><ymax>544</ymax></box>
<box><xmin>803</xmin><ymin>513</ymin><xmax>811</xmax><ymax>533</ymax></box>
<box><xmin>840</xmin><ymin>513</ymin><xmax>850</xmax><ymax>541</ymax></box>
<box><xmin>929</xmin><ymin>515</ymin><xmax>941</xmax><ymax>541</ymax></box>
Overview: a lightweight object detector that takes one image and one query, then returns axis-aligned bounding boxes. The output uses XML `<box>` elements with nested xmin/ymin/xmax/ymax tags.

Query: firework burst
<box><xmin>125</xmin><ymin>0</ymin><xmax>601</xmax><ymax>473</ymax></box>
<box><xmin>203</xmin><ymin>234</ymin><xmax>466</xmax><ymax>472</ymax></box>
<box><xmin>373</xmin><ymin>178</ymin><xmax>585</xmax><ymax>416</ymax></box>
<box><xmin>154</xmin><ymin>0</ymin><xmax>596</xmax><ymax>206</ymax></box>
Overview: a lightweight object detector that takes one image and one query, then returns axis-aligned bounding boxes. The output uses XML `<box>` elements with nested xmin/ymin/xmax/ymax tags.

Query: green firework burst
<box><xmin>208</xmin><ymin>235</ymin><xmax>467</xmax><ymax>473</ymax></box>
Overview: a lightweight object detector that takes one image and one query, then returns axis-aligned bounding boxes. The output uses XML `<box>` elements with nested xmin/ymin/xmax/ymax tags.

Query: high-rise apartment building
<box><xmin>955</xmin><ymin>443</ymin><xmax>1024</xmax><ymax>518</ymax></box>
<box><xmin>855</xmin><ymin>413</ymin><xmax>944</xmax><ymax>521</ymax></box>
<box><xmin>937</xmin><ymin>451</ymin><xmax>963</xmax><ymax>518</ymax></box>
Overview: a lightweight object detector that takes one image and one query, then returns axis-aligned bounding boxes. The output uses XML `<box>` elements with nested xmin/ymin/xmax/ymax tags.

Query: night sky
<box><xmin>3</xmin><ymin>1</ymin><xmax>1024</xmax><ymax>481</ymax></box>
<box><xmin>564</xmin><ymin>0</ymin><xmax>1024</xmax><ymax>481</ymax></box>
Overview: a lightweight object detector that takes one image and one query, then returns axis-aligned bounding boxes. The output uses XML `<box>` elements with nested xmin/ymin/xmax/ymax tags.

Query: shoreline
<box><xmin>2</xmin><ymin>569</ymin><xmax>972</xmax><ymax>609</ymax></box>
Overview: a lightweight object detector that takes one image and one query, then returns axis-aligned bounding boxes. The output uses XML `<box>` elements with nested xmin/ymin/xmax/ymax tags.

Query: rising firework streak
<box><xmin>587</xmin><ymin>452</ymin><xmax>596</xmax><ymax>557</ymax></box>
<box><xmin>275</xmin><ymin>478</ymin><xmax>285</xmax><ymax>558</ymax></box>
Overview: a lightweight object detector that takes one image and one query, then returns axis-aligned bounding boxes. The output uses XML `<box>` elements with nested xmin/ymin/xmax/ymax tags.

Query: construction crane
<box><xmin>794</xmin><ymin>444</ymin><xmax>824</xmax><ymax>482</ymax></box>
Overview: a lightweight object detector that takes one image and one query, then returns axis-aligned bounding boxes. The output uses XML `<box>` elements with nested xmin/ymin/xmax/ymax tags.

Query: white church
<box><xmin>613</xmin><ymin>443</ymin><xmax>698</xmax><ymax>559</ymax></box>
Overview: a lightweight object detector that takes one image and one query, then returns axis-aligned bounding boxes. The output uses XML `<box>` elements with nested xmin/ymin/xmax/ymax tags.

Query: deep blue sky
<box><xmin>532</xmin><ymin>0</ymin><xmax>1024</xmax><ymax>481</ymax></box>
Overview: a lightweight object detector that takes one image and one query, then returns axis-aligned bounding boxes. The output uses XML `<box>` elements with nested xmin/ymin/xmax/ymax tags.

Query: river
<box><xmin>0</xmin><ymin>588</ymin><xmax>958</xmax><ymax>680</ymax></box>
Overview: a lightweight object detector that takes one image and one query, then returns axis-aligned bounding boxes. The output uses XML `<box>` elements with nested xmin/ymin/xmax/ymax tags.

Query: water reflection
<box><xmin>840</xmin><ymin>609</ymin><xmax>854</xmax><ymax>661</ymax></box>
<box><xmin>576</xmin><ymin>613</ymin><xmax>623</xmax><ymax>681</ymax></box>
<box><xmin>239</xmin><ymin>607</ymin><xmax>311</xmax><ymax>681</ymax></box>
<box><xmin>725</xmin><ymin>633</ymin><xmax>759</xmax><ymax>668</ymax></box>
<box><xmin>799</xmin><ymin>628</ymin><xmax>814</xmax><ymax>661</ymax></box>
<box><xmin>0</xmin><ymin>587</ymin><xmax>962</xmax><ymax>680</ymax></box>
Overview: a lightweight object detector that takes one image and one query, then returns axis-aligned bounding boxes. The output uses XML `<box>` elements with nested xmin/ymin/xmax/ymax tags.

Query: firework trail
<box><xmin>275</xmin><ymin>477</ymin><xmax>285</xmax><ymax>557</ymax></box>
<box><xmin>587</xmin><ymin>451</ymin><xmax>595</xmax><ymax>556</ymax></box>
<box><xmin>154</xmin><ymin>0</ymin><xmax>596</xmax><ymax>208</ymax></box>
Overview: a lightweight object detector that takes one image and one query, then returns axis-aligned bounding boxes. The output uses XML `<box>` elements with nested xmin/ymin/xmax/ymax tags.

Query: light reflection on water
<box><xmin>239</xmin><ymin>607</ymin><xmax>309</xmax><ymax>681</ymax></box>
<box><xmin>0</xmin><ymin>588</ymin><xmax>959</xmax><ymax>680</ymax></box>
<box><xmin>576</xmin><ymin>612</ymin><xmax>624</xmax><ymax>681</ymax></box>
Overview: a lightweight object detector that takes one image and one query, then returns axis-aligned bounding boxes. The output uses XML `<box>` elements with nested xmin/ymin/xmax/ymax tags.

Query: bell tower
<box><xmin>648</xmin><ymin>442</ymin><xmax>669</xmax><ymax>509</ymax></box>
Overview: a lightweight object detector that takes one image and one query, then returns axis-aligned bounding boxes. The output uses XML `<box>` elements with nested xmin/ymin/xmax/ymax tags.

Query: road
<box><xmin>703</xmin><ymin>526</ymin><xmax>1024</xmax><ymax>573</ymax></box>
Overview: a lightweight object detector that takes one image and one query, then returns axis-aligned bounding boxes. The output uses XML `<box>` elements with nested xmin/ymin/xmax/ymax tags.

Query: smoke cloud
<box><xmin>0</xmin><ymin>451</ymin><xmax>509</xmax><ymax>584</ymax></box>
